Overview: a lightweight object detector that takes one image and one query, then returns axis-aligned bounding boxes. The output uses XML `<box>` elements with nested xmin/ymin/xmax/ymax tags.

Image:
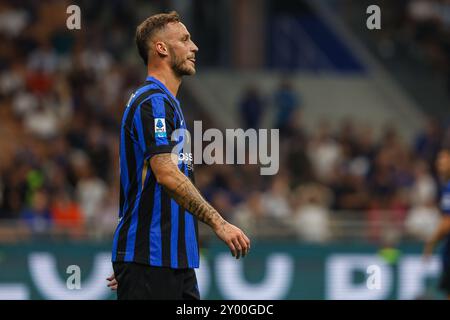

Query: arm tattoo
<box><xmin>151</xmin><ymin>154</ymin><xmax>226</xmax><ymax>230</ymax></box>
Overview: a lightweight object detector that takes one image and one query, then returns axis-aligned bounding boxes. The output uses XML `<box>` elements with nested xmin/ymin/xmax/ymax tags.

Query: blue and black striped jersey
<box><xmin>112</xmin><ymin>76</ymin><xmax>199</xmax><ymax>269</ymax></box>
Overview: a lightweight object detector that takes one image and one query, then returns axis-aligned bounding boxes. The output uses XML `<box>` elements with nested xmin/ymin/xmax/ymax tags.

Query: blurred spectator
<box><xmin>20</xmin><ymin>188</ymin><xmax>52</xmax><ymax>235</ymax></box>
<box><xmin>286</xmin><ymin>128</ymin><xmax>313</xmax><ymax>188</ymax></box>
<box><xmin>91</xmin><ymin>187</ymin><xmax>119</xmax><ymax>239</ymax></box>
<box><xmin>410</xmin><ymin>160</ymin><xmax>437</xmax><ymax>206</ymax></box>
<box><xmin>415</xmin><ymin>118</ymin><xmax>443</xmax><ymax>166</ymax></box>
<box><xmin>233</xmin><ymin>192</ymin><xmax>269</xmax><ymax>238</ymax></box>
<box><xmin>405</xmin><ymin>203</ymin><xmax>440</xmax><ymax>241</ymax></box>
<box><xmin>80</xmin><ymin>42</ymin><xmax>113</xmax><ymax>77</ymax></box>
<box><xmin>72</xmin><ymin>152</ymin><xmax>107</xmax><ymax>223</ymax></box>
<box><xmin>85</xmin><ymin>124</ymin><xmax>112</xmax><ymax>182</ymax></box>
<box><xmin>274</xmin><ymin>79</ymin><xmax>301</xmax><ymax>134</ymax></box>
<box><xmin>0</xmin><ymin>5</ymin><xmax>29</xmax><ymax>37</ymax></box>
<box><xmin>1</xmin><ymin>60</ymin><xmax>27</xmax><ymax>96</ymax></box>
<box><xmin>373</xmin><ymin>0</ymin><xmax>450</xmax><ymax>95</ymax></box>
<box><xmin>308</xmin><ymin>120</ymin><xmax>343</xmax><ymax>184</ymax></box>
<box><xmin>331</xmin><ymin>173</ymin><xmax>370</xmax><ymax>211</ymax></box>
<box><xmin>292</xmin><ymin>183</ymin><xmax>332</xmax><ymax>243</ymax></box>
<box><xmin>408</xmin><ymin>0</ymin><xmax>437</xmax><ymax>23</ymax></box>
<box><xmin>210</xmin><ymin>190</ymin><xmax>234</xmax><ymax>222</ymax></box>
<box><xmin>0</xmin><ymin>161</ymin><xmax>30</xmax><ymax>219</ymax></box>
<box><xmin>366</xmin><ymin>190</ymin><xmax>409</xmax><ymax>243</ymax></box>
<box><xmin>239</xmin><ymin>86</ymin><xmax>265</xmax><ymax>129</ymax></box>
<box><xmin>262</xmin><ymin>174</ymin><xmax>291</xmax><ymax>219</ymax></box>
<box><xmin>23</xmin><ymin>101</ymin><xmax>59</xmax><ymax>138</ymax></box>
<box><xmin>66</xmin><ymin>112</ymin><xmax>88</xmax><ymax>150</ymax></box>
<box><xmin>12</xmin><ymin>89</ymin><xmax>38</xmax><ymax>116</ymax></box>
<box><xmin>51</xmin><ymin>190</ymin><xmax>84</xmax><ymax>233</ymax></box>
<box><xmin>27</xmin><ymin>41</ymin><xmax>58</xmax><ymax>74</ymax></box>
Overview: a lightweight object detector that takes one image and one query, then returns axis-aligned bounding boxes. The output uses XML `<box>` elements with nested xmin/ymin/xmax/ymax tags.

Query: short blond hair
<box><xmin>135</xmin><ymin>11</ymin><xmax>181</xmax><ymax>65</ymax></box>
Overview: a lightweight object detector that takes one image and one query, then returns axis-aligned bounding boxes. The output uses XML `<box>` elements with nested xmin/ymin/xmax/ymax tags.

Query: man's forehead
<box><xmin>162</xmin><ymin>21</ymin><xmax>190</xmax><ymax>38</ymax></box>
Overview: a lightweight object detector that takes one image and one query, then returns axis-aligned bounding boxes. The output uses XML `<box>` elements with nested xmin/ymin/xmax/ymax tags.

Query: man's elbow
<box><xmin>154</xmin><ymin>171</ymin><xmax>171</xmax><ymax>186</ymax></box>
<box><xmin>149</xmin><ymin>153</ymin><xmax>181</xmax><ymax>187</ymax></box>
<box><xmin>153</xmin><ymin>168</ymin><xmax>181</xmax><ymax>189</ymax></box>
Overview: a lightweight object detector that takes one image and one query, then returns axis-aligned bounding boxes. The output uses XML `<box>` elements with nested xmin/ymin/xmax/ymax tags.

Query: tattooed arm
<box><xmin>150</xmin><ymin>153</ymin><xmax>250</xmax><ymax>259</ymax></box>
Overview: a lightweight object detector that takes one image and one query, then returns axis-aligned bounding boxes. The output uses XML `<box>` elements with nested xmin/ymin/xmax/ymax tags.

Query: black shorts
<box><xmin>112</xmin><ymin>262</ymin><xmax>200</xmax><ymax>300</ymax></box>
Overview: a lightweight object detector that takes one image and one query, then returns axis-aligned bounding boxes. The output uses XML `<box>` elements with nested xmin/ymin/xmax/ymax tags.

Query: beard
<box><xmin>169</xmin><ymin>47</ymin><xmax>195</xmax><ymax>77</ymax></box>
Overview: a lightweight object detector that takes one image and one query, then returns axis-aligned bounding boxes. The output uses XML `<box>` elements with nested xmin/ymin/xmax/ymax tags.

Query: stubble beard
<box><xmin>169</xmin><ymin>48</ymin><xmax>195</xmax><ymax>78</ymax></box>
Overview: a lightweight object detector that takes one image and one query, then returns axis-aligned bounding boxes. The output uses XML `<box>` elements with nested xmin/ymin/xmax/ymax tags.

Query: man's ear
<box><xmin>155</xmin><ymin>41</ymin><xmax>169</xmax><ymax>57</ymax></box>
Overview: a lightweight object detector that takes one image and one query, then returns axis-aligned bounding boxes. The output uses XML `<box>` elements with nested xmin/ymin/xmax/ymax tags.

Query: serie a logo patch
<box><xmin>154</xmin><ymin>118</ymin><xmax>167</xmax><ymax>138</ymax></box>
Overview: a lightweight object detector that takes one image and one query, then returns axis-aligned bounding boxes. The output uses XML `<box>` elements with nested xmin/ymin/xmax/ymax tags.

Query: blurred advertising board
<box><xmin>0</xmin><ymin>241</ymin><xmax>443</xmax><ymax>300</ymax></box>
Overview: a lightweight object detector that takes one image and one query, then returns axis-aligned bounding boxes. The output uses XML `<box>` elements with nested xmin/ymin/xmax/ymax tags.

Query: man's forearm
<box><xmin>167</xmin><ymin>175</ymin><xmax>226</xmax><ymax>230</ymax></box>
<box><xmin>151</xmin><ymin>154</ymin><xmax>226</xmax><ymax>230</ymax></box>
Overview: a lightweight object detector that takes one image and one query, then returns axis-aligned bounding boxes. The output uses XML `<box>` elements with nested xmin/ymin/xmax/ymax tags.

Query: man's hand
<box><xmin>213</xmin><ymin>220</ymin><xmax>251</xmax><ymax>259</ymax></box>
<box><xmin>106</xmin><ymin>273</ymin><xmax>117</xmax><ymax>291</ymax></box>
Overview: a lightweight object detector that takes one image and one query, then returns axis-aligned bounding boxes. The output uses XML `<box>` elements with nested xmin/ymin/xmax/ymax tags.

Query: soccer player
<box><xmin>423</xmin><ymin>147</ymin><xmax>450</xmax><ymax>299</ymax></box>
<box><xmin>107</xmin><ymin>11</ymin><xmax>250</xmax><ymax>300</ymax></box>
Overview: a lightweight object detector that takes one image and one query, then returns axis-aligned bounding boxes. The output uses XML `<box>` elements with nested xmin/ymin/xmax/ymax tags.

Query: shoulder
<box><xmin>139</xmin><ymin>93</ymin><xmax>175</xmax><ymax>115</ymax></box>
<box><xmin>128</xmin><ymin>84</ymin><xmax>165</xmax><ymax>107</ymax></box>
<box><xmin>129</xmin><ymin>85</ymin><xmax>174</xmax><ymax>114</ymax></box>
<box><xmin>130</xmin><ymin>93</ymin><xmax>175</xmax><ymax>128</ymax></box>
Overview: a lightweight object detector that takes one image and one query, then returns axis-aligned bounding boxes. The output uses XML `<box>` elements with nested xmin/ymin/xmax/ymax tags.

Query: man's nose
<box><xmin>191</xmin><ymin>41</ymin><xmax>199</xmax><ymax>52</ymax></box>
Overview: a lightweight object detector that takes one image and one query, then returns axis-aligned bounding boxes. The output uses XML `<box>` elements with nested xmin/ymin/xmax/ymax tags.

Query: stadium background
<box><xmin>0</xmin><ymin>0</ymin><xmax>449</xmax><ymax>299</ymax></box>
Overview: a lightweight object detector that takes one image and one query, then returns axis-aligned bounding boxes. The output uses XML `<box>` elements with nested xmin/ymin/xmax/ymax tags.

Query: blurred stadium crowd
<box><xmin>0</xmin><ymin>0</ymin><xmax>449</xmax><ymax>245</ymax></box>
<box><xmin>367</xmin><ymin>0</ymin><xmax>450</xmax><ymax>93</ymax></box>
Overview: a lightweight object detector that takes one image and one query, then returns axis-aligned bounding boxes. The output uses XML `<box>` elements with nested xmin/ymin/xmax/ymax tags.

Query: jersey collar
<box><xmin>145</xmin><ymin>76</ymin><xmax>180</xmax><ymax>106</ymax></box>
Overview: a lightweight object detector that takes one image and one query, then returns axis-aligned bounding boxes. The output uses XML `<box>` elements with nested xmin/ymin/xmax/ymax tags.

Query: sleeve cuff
<box><xmin>144</xmin><ymin>142</ymin><xmax>178</xmax><ymax>160</ymax></box>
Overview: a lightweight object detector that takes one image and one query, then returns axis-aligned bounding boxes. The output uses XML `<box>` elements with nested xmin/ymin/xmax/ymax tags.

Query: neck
<box><xmin>147</xmin><ymin>65</ymin><xmax>181</xmax><ymax>97</ymax></box>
